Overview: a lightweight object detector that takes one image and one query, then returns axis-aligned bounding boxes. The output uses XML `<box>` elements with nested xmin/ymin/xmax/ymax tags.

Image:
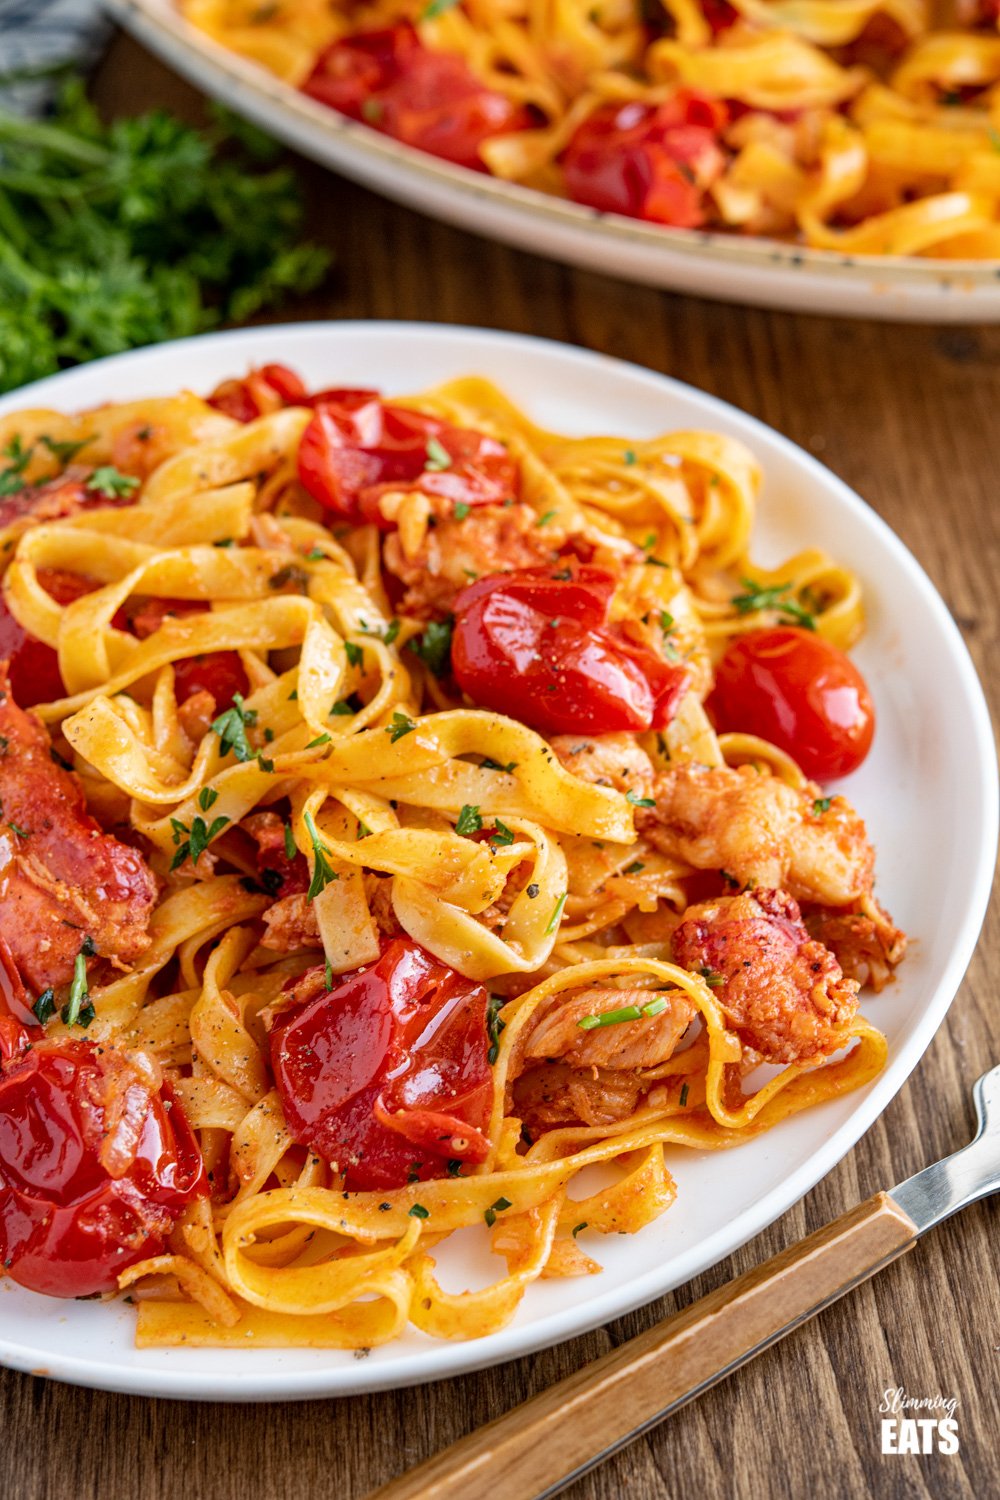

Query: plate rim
<box><xmin>0</xmin><ymin>319</ymin><xmax>996</xmax><ymax>1401</ymax></box>
<box><xmin>102</xmin><ymin>0</ymin><xmax>1000</xmax><ymax>295</ymax></box>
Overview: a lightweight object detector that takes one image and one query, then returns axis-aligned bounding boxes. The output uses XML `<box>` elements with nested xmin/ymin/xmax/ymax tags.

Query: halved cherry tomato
<box><xmin>270</xmin><ymin>938</ymin><xmax>493</xmax><ymax>1191</ymax></box>
<box><xmin>562</xmin><ymin>94</ymin><xmax>727</xmax><ymax>227</ymax></box>
<box><xmin>708</xmin><ymin>626</ymin><xmax>876</xmax><ymax>780</ymax></box>
<box><xmin>0</xmin><ymin>1028</ymin><xmax>207</xmax><ymax>1297</ymax></box>
<box><xmin>451</xmin><ymin>566</ymin><xmax>688</xmax><ymax>735</ymax></box>
<box><xmin>207</xmin><ymin>363</ymin><xmax>309</xmax><ymax>423</ymax></box>
<box><xmin>0</xmin><ymin>567</ymin><xmax>98</xmax><ymax>708</ymax></box>
<box><xmin>297</xmin><ymin>394</ymin><xmax>518</xmax><ymax>526</ymax></box>
<box><xmin>302</xmin><ymin>23</ymin><xmax>531</xmax><ymax>171</ymax></box>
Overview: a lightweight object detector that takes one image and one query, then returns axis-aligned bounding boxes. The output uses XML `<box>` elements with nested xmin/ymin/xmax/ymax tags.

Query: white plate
<box><xmin>105</xmin><ymin>0</ymin><xmax>1000</xmax><ymax>322</ymax></box>
<box><xmin>0</xmin><ymin>322</ymin><xmax>995</xmax><ymax>1400</ymax></box>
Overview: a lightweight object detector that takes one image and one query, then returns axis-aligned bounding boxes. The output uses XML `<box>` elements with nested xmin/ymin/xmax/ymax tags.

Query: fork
<box><xmin>371</xmin><ymin>1065</ymin><xmax>1000</xmax><ymax>1500</ymax></box>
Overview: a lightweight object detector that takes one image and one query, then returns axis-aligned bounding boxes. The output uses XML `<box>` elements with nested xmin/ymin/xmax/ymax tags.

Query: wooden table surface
<box><xmin>3</xmin><ymin>30</ymin><xmax>999</xmax><ymax>1500</ymax></box>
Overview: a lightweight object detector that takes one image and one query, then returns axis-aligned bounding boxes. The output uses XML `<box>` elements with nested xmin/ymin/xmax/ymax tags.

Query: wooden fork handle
<box><xmin>370</xmin><ymin>1191</ymin><xmax>918</xmax><ymax>1500</ymax></box>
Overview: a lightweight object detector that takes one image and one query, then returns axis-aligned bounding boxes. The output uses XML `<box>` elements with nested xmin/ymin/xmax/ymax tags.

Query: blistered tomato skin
<box><xmin>708</xmin><ymin>626</ymin><xmax>876</xmax><ymax>780</ymax></box>
<box><xmin>0</xmin><ymin>1037</ymin><xmax>207</xmax><ymax>1298</ymax></box>
<box><xmin>270</xmin><ymin>938</ymin><xmax>493</xmax><ymax>1191</ymax></box>
<box><xmin>451</xmin><ymin>567</ymin><xmax>688</xmax><ymax>736</ymax></box>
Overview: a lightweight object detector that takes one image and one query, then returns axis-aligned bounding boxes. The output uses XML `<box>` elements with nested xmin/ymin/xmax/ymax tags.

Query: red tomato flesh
<box><xmin>0</xmin><ymin>567</ymin><xmax>99</xmax><ymax>708</ymax></box>
<box><xmin>118</xmin><ymin>596</ymin><xmax>249</xmax><ymax>709</ymax></box>
<box><xmin>451</xmin><ymin>566</ymin><xmax>688</xmax><ymax>735</ymax></box>
<box><xmin>708</xmin><ymin>626</ymin><xmax>876</xmax><ymax>780</ymax></box>
<box><xmin>207</xmin><ymin>363</ymin><xmax>309</xmax><ymax>423</ymax></box>
<box><xmin>562</xmin><ymin>94</ymin><xmax>727</xmax><ymax>227</ymax></box>
<box><xmin>0</xmin><ymin>1033</ymin><xmax>207</xmax><ymax>1297</ymax></box>
<box><xmin>270</xmin><ymin>938</ymin><xmax>493</xmax><ymax>1191</ymax></box>
<box><xmin>302</xmin><ymin>23</ymin><xmax>531</xmax><ymax>171</ymax></box>
<box><xmin>297</xmin><ymin>393</ymin><xmax>518</xmax><ymax>526</ymax></box>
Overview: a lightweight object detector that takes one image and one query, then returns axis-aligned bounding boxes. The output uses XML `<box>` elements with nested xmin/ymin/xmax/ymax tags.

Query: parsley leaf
<box><xmin>87</xmin><ymin>465</ymin><xmax>140</xmax><ymax>499</ymax></box>
<box><xmin>408</xmin><ymin>617</ymin><xmax>453</xmax><ymax>678</ymax></box>
<box><xmin>211</xmin><ymin>692</ymin><xmax>257</xmax><ymax>762</ymax></box>
<box><xmin>455</xmin><ymin>804</ymin><xmax>482</xmax><ymax>835</ymax></box>
<box><xmin>303</xmin><ymin>809</ymin><xmax>339</xmax><ymax>901</ymax></box>
<box><xmin>387</xmin><ymin>711</ymin><xmax>416</xmax><ymax>743</ymax></box>
<box><xmin>0</xmin><ymin>86</ymin><xmax>330</xmax><ymax>396</ymax></box>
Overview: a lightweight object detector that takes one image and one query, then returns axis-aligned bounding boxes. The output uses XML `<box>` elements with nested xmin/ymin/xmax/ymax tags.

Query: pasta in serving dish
<box><xmin>180</xmin><ymin>0</ymin><xmax>1000</xmax><ymax>259</ymax></box>
<box><xmin>0</xmin><ymin>363</ymin><xmax>904</xmax><ymax>1349</ymax></box>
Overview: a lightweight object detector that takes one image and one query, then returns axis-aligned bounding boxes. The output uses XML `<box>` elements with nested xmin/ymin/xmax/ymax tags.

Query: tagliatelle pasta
<box><xmin>0</xmin><ymin>362</ymin><xmax>903</xmax><ymax>1349</ymax></box>
<box><xmin>178</xmin><ymin>0</ymin><xmax>1000</xmax><ymax>258</ymax></box>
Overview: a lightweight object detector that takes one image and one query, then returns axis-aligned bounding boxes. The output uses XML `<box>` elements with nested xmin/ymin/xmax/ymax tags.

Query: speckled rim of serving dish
<box><xmin>104</xmin><ymin>0</ymin><xmax>1000</xmax><ymax>321</ymax></box>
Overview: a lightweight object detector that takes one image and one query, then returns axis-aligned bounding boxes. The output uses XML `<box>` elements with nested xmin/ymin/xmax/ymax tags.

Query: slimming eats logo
<box><xmin>879</xmin><ymin>1387</ymin><xmax>960</xmax><ymax>1454</ymax></box>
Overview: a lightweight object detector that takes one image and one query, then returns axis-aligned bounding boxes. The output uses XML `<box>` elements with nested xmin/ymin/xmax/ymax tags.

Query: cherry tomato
<box><xmin>297</xmin><ymin>394</ymin><xmax>518</xmax><ymax>526</ymax></box>
<box><xmin>708</xmin><ymin>626</ymin><xmax>876</xmax><ymax>780</ymax></box>
<box><xmin>562</xmin><ymin>94</ymin><xmax>727</xmax><ymax>227</ymax></box>
<box><xmin>451</xmin><ymin>566</ymin><xmax>688</xmax><ymax>735</ymax></box>
<box><xmin>0</xmin><ymin>567</ymin><xmax>98</xmax><ymax>708</ymax></box>
<box><xmin>118</xmin><ymin>596</ymin><xmax>249</xmax><ymax>709</ymax></box>
<box><xmin>270</xmin><ymin>938</ymin><xmax>493</xmax><ymax>1191</ymax></box>
<box><xmin>207</xmin><ymin>364</ymin><xmax>309</xmax><ymax>423</ymax></box>
<box><xmin>0</xmin><ymin>1033</ymin><xmax>207</xmax><ymax>1297</ymax></box>
<box><xmin>302</xmin><ymin>23</ymin><xmax>531</xmax><ymax>171</ymax></box>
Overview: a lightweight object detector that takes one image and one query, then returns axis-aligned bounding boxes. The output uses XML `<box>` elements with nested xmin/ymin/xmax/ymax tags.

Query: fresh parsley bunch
<box><xmin>0</xmin><ymin>82</ymin><xmax>331</xmax><ymax>392</ymax></box>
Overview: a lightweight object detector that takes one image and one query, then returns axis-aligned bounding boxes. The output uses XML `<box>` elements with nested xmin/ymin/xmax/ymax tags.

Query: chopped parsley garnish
<box><xmin>383</xmin><ymin>618</ymin><xmax>401</xmax><ymax>647</ymax></box>
<box><xmin>0</xmin><ymin>437</ymin><xmax>32</xmax><ymax>496</ymax></box>
<box><xmin>699</xmin><ymin>967</ymin><xmax>724</xmax><ymax>988</ymax></box>
<box><xmin>624</xmin><ymin>449</ymin><xmax>638</xmax><ymax>465</ymax></box>
<box><xmin>481</xmin><ymin>757</ymin><xmax>517</xmax><ymax>773</ymax></box>
<box><xmin>453</xmin><ymin>501</ymin><xmax>470</xmax><ymax>520</ymax></box>
<box><xmin>484</xmin><ymin>1196</ymin><xmax>512</xmax><ymax>1228</ymax></box>
<box><xmin>572</xmin><ymin>1222</ymin><xmax>588</xmax><ymax>1237</ymax></box>
<box><xmin>40</xmin><ymin>433</ymin><xmax>92</xmax><ymax>465</ymax></box>
<box><xmin>424</xmin><ymin>436</ymin><xmax>452</xmax><ymax>472</ymax></box>
<box><xmin>408</xmin><ymin>617</ymin><xmax>453</xmax><ymax>678</ymax></box>
<box><xmin>408</xmin><ymin>1203</ymin><xmax>430</xmax><ymax>1220</ymax></box>
<box><xmin>8</xmin><ymin>822</ymin><xmax>29</xmax><ymax>839</ymax></box>
<box><xmin>624</xmin><ymin>861</ymin><xmax>645</xmax><ymax>875</ymax></box>
<box><xmin>306</xmin><ymin>545</ymin><xmax>325</xmax><ymax>561</ymax></box>
<box><xmin>489</xmin><ymin>819</ymin><xmax>516</xmax><ymax>846</ymax></box>
<box><xmin>211</xmin><ymin>693</ymin><xmax>258</xmax><ymax>762</ymax></box>
<box><xmin>421</xmin><ymin>0</ymin><xmax>461</xmax><ymax>19</ymax></box>
<box><xmin>325</xmin><ymin>958</ymin><xmax>334</xmax><ymax>990</ymax></box>
<box><xmin>344</xmin><ymin>640</ymin><xmax>364</xmax><ymax>669</ymax></box>
<box><xmin>387</xmin><ymin>711</ymin><xmax>416</xmax><ymax>743</ymax></box>
<box><xmin>660</xmin><ymin>611</ymin><xmax>674</xmax><ymax>634</ymax></box>
<box><xmin>330</xmin><ymin>699</ymin><xmax>354</xmax><ymax>716</ymax></box>
<box><xmin>32</xmin><ymin>988</ymin><xmax>56</xmax><ymax>1025</ymax></box>
<box><xmin>731</xmin><ymin>578</ymin><xmax>816</xmax><ymax>630</ymax></box>
<box><xmin>455</xmin><ymin>804</ymin><xmax>482</xmax><ymax>836</ymax></box>
<box><xmin>303</xmin><ymin>809</ymin><xmax>339</xmax><ymax>901</ymax></box>
<box><xmin>284</xmin><ymin>824</ymin><xmax>297</xmax><ymax>860</ymax></box>
<box><xmin>306</xmin><ymin>733</ymin><xmax>332</xmax><ymax>749</ymax></box>
<box><xmin>87</xmin><ymin>466</ymin><xmax>140</xmax><ymax>500</ymax></box>
<box><xmin>487</xmin><ymin>994</ymin><xmax>506</xmax><ymax>1065</ymax></box>
<box><xmin>446</xmin><ymin>1159</ymin><xmax>463</xmax><ymax>1177</ymax></box>
<box><xmin>679</xmin><ymin>1083</ymin><xmax>690</xmax><ymax>1108</ymax></box>
<box><xmin>170</xmin><ymin>813</ymin><xmax>230</xmax><ymax>870</ymax></box>
<box><xmin>813</xmin><ymin>797</ymin><xmax>832</xmax><ymax>815</ymax></box>
<box><xmin>625</xmin><ymin>789</ymin><xmax>656</xmax><ymax>808</ymax></box>
<box><xmin>545</xmin><ymin>892</ymin><xmax>568</xmax><ymax>934</ymax></box>
<box><xmin>537</xmin><ymin>509</ymin><xmax>557</xmax><ymax>526</ymax></box>
<box><xmin>198</xmin><ymin>786</ymin><xmax>219</xmax><ymax>812</ymax></box>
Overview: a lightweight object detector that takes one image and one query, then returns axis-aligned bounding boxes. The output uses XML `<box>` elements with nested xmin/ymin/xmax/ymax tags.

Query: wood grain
<box><xmin>372</xmin><ymin>1195</ymin><xmax>919</xmax><ymax>1500</ymax></box>
<box><xmin>2</xmin><ymin>30</ymin><xmax>999</xmax><ymax>1500</ymax></box>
